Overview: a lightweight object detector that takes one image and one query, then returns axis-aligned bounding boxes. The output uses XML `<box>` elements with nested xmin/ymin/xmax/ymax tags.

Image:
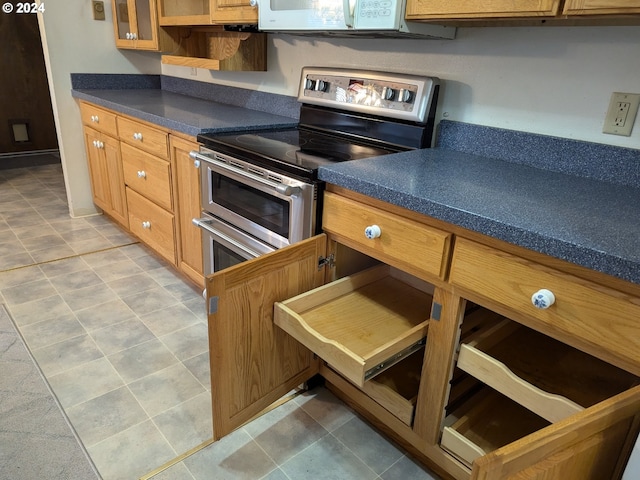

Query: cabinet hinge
<box><xmin>317</xmin><ymin>254</ymin><xmax>335</xmax><ymax>270</ymax></box>
<box><xmin>208</xmin><ymin>296</ymin><xmax>219</xmax><ymax>315</ymax></box>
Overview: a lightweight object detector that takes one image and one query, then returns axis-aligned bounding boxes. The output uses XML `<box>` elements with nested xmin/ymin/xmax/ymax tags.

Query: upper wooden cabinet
<box><xmin>157</xmin><ymin>0</ymin><xmax>257</xmax><ymax>25</ymax></box>
<box><xmin>111</xmin><ymin>0</ymin><xmax>179</xmax><ymax>50</ymax></box>
<box><xmin>405</xmin><ymin>0</ymin><xmax>562</xmax><ymax>20</ymax></box>
<box><xmin>563</xmin><ymin>0</ymin><xmax>640</xmax><ymax>15</ymax></box>
<box><xmin>405</xmin><ymin>0</ymin><xmax>640</xmax><ymax>21</ymax></box>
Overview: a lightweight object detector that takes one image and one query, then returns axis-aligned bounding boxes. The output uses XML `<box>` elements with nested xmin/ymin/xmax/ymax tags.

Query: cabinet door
<box><xmin>84</xmin><ymin>127</ymin><xmax>111</xmax><ymax>212</ymax></box>
<box><xmin>111</xmin><ymin>0</ymin><xmax>160</xmax><ymax>50</ymax></box>
<box><xmin>210</xmin><ymin>0</ymin><xmax>258</xmax><ymax>24</ymax></box>
<box><xmin>171</xmin><ymin>136</ymin><xmax>204</xmax><ymax>287</ymax></box>
<box><xmin>405</xmin><ymin>0</ymin><xmax>561</xmax><ymax>19</ymax></box>
<box><xmin>83</xmin><ymin>127</ymin><xmax>128</xmax><ymax>228</ymax></box>
<box><xmin>563</xmin><ymin>0</ymin><xmax>640</xmax><ymax>15</ymax></box>
<box><xmin>206</xmin><ymin>235</ymin><xmax>324</xmax><ymax>440</ymax></box>
<box><xmin>102</xmin><ymin>134</ymin><xmax>129</xmax><ymax>227</ymax></box>
<box><xmin>471</xmin><ymin>385</ymin><xmax>640</xmax><ymax>479</ymax></box>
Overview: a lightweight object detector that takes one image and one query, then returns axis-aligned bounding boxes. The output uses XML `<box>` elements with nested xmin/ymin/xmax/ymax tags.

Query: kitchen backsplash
<box><xmin>437</xmin><ymin>120</ymin><xmax>640</xmax><ymax>188</ymax></box>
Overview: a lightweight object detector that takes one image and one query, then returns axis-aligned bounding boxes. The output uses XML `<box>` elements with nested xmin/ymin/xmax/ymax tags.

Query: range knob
<box><xmin>381</xmin><ymin>86</ymin><xmax>395</xmax><ymax>101</ymax></box>
<box><xmin>314</xmin><ymin>80</ymin><xmax>329</xmax><ymax>92</ymax></box>
<box><xmin>398</xmin><ymin>88</ymin><xmax>414</xmax><ymax>103</ymax></box>
<box><xmin>305</xmin><ymin>78</ymin><xmax>316</xmax><ymax>90</ymax></box>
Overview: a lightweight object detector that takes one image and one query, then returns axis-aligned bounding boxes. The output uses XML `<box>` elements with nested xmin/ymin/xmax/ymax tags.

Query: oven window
<box><xmin>212</xmin><ymin>172</ymin><xmax>290</xmax><ymax>238</ymax></box>
<box><xmin>213</xmin><ymin>241</ymin><xmax>247</xmax><ymax>272</ymax></box>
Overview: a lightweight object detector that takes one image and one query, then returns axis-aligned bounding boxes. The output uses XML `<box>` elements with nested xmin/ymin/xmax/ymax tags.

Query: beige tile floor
<box><xmin>0</xmin><ymin>163</ymin><xmax>440</xmax><ymax>480</ymax></box>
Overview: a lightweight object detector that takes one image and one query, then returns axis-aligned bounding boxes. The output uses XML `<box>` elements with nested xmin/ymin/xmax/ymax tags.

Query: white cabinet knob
<box><xmin>142</xmin><ymin>221</ymin><xmax>151</xmax><ymax>229</ymax></box>
<box><xmin>91</xmin><ymin>115</ymin><xmax>99</xmax><ymax>122</ymax></box>
<box><xmin>94</xmin><ymin>140</ymin><xmax>104</xmax><ymax>149</ymax></box>
<box><xmin>193</xmin><ymin>160</ymin><xmax>200</xmax><ymax>168</ymax></box>
<box><xmin>364</xmin><ymin>225</ymin><xmax>381</xmax><ymax>239</ymax></box>
<box><xmin>137</xmin><ymin>170</ymin><xmax>146</xmax><ymax>179</ymax></box>
<box><xmin>92</xmin><ymin>140</ymin><xmax>98</xmax><ymax>147</ymax></box>
<box><xmin>126</xmin><ymin>32</ymin><xmax>131</xmax><ymax>40</ymax></box>
<box><xmin>531</xmin><ymin>289</ymin><xmax>555</xmax><ymax>309</ymax></box>
<box><xmin>131</xmin><ymin>32</ymin><xmax>137</xmax><ymax>40</ymax></box>
<box><xmin>133</xmin><ymin>132</ymin><xmax>143</xmax><ymax>140</ymax></box>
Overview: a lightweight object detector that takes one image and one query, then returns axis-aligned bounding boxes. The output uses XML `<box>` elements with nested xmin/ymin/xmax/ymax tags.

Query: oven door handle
<box><xmin>192</xmin><ymin>217</ymin><xmax>263</xmax><ymax>258</ymax></box>
<box><xmin>190</xmin><ymin>151</ymin><xmax>301</xmax><ymax>197</ymax></box>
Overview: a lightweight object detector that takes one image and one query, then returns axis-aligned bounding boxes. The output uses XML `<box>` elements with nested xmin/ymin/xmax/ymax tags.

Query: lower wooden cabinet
<box><xmin>171</xmin><ymin>136</ymin><xmax>204</xmax><ymax>287</ymax></box>
<box><xmin>80</xmin><ymin>102</ymin><xmax>205</xmax><ymax>285</ymax></box>
<box><xmin>82</xmin><ymin>126</ymin><xmax>128</xmax><ymax>228</ymax></box>
<box><xmin>205</xmin><ymin>188</ymin><xmax>640</xmax><ymax>480</ymax></box>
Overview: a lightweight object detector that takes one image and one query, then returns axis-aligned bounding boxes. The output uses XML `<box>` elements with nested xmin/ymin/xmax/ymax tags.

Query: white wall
<box><xmin>164</xmin><ymin>26</ymin><xmax>640</xmax><ymax>149</ymax></box>
<box><xmin>38</xmin><ymin>1</ymin><xmax>159</xmax><ymax>216</ymax></box>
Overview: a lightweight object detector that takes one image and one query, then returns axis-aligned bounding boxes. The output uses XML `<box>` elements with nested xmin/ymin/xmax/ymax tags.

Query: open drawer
<box><xmin>457</xmin><ymin>311</ymin><xmax>640</xmax><ymax>423</ymax></box>
<box><xmin>274</xmin><ymin>264</ymin><xmax>432</xmax><ymax>388</ymax></box>
<box><xmin>442</xmin><ymin>387</ymin><xmax>550</xmax><ymax>469</ymax></box>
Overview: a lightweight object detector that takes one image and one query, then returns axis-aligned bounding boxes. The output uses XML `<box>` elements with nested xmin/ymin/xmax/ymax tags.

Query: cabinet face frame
<box><xmin>563</xmin><ymin>0</ymin><xmax>640</xmax><ymax>15</ymax></box>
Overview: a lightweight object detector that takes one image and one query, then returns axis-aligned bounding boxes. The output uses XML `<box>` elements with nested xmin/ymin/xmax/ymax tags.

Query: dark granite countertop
<box><xmin>319</xmin><ymin>148</ymin><xmax>640</xmax><ymax>285</ymax></box>
<box><xmin>71</xmin><ymin>88</ymin><xmax>298</xmax><ymax>137</ymax></box>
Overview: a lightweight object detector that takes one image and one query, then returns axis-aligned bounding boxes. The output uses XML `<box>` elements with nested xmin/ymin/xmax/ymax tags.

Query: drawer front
<box><xmin>80</xmin><ymin>103</ymin><xmax>118</xmax><ymax>137</ymax></box>
<box><xmin>321</xmin><ymin>192</ymin><xmax>452</xmax><ymax>281</ymax></box>
<box><xmin>450</xmin><ymin>238</ymin><xmax>640</xmax><ymax>376</ymax></box>
<box><xmin>121</xmin><ymin>143</ymin><xmax>173</xmax><ymax>211</ymax></box>
<box><xmin>117</xmin><ymin>117</ymin><xmax>169</xmax><ymax>159</ymax></box>
<box><xmin>126</xmin><ymin>187</ymin><xmax>176</xmax><ymax>264</ymax></box>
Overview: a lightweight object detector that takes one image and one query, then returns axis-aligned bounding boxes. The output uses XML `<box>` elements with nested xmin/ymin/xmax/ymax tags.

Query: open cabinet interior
<box><xmin>441</xmin><ymin>302</ymin><xmax>640</xmax><ymax>469</ymax></box>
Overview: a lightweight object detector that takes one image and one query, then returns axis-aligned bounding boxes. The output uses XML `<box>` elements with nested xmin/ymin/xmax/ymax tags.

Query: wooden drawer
<box><xmin>450</xmin><ymin>238</ymin><xmax>640</xmax><ymax>376</ymax></box>
<box><xmin>360</xmin><ymin>348</ymin><xmax>424</xmax><ymax>426</ymax></box>
<box><xmin>321</xmin><ymin>191</ymin><xmax>451</xmax><ymax>281</ymax></box>
<box><xmin>80</xmin><ymin>102</ymin><xmax>118</xmax><ymax>137</ymax></box>
<box><xmin>274</xmin><ymin>264</ymin><xmax>432</xmax><ymax>388</ymax></box>
<box><xmin>442</xmin><ymin>388</ymin><xmax>550</xmax><ymax>469</ymax></box>
<box><xmin>457</xmin><ymin>309</ymin><xmax>639</xmax><ymax>424</ymax></box>
<box><xmin>117</xmin><ymin>117</ymin><xmax>169</xmax><ymax>159</ymax></box>
<box><xmin>121</xmin><ymin>142</ymin><xmax>173</xmax><ymax>211</ymax></box>
<box><xmin>126</xmin><ymin>187</ymin><xmax>176</xmax><ymax>264</ymax></box>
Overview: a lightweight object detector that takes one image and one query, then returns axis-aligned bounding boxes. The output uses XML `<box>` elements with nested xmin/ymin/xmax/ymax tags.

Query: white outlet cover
<box><xmin>603</xmin><ymin>92</ymin><xmax>640</xmax><ymax>136</ymax></box>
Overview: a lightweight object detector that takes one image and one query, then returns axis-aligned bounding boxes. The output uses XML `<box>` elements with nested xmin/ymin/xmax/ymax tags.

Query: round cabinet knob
<box><xmin>137</xmin><ymin>170</ymin><xmax>146</xmax><ymax>179</ymax></box>
<box><xmin>364</xmin><ymin>225</ymin><xmax>381</xmax><ymax>239</ymax></box>
<box><xmin>249</xmin><ymin>0</ymin><xmax>258</xmax><ymax>7</ymax></box>
<box><xmin>92</xmin><ymin>140</ymin><xmax>98</xmax><ymax>147</ymax></box>
<box><xmin>531</xmin><ymin>289</ymin><xmax>555</xmax><ymax>309</ymax></box>
<box><xmin>131</xmin><ymin>32</ymin><xmax>137</xmax><ymax>40</ymax></box>
<box><xmin>381</xmin><ymin>86</ymin><xmax>395</xmax><ymax>101</ymax></box>
<box><xmin>193</xmin><ymin>159</ymin><xmax>200</xmax><ymax>168</ymax></box>
<box><xmin>142</xmin><ymin>221</ymin><xmax>151</xmax><ymax>229</ymax></box>
<box><xmin>133</xmin><ymin>132</ymin><xmax>143</xmax><ymax>140</ymax></box>
<box><xmin>91</xmin><ymin>115</ymin><xmax>98</xmax><ymax>122</ymax></box>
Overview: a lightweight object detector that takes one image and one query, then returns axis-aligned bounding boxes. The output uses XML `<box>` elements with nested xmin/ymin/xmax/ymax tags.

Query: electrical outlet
<box><xmin>92</xmin><ymin>1</ymin><xmax>105</xmax><ymax>20</ymax></box>
<box><xmin>603</xmin><ymin>92</ymin><xmax>640</xmax><ymax>136</ymax></box>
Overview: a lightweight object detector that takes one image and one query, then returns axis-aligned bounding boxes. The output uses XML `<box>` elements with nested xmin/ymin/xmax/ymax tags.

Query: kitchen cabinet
<box><xmin>111</xmin><ymin>0</ymin><xmax>178</xmax><ymax>51</ymax></box>
<box><xmin>80</xmin><ymin>104</ymin><xmax>128</xmax><ymax>228</ymax></box>
<box><xmin>118</xmin><ymin>116</ymin><xmax>178</xmax><ymax>265</ymax></box>
<box><xmin>79</xmin><ymin>102</ymin><xmax>205</xmax><ymax>285</ymax></box>
<box><xmin>563</xmin><ymin>0</ymin><xmax>640</xmax><ymax>15</ymax></box>
<box><xmin>157</xmin><ymin>0</ymin><xmax>257</xmax><ymax>25</ymax></box>
<box><xmin>171</xmin><ymin>135</ymin><xmax>204</xmax><ymax>287</ymax></box>
<box><xmin>205</xmin><ymin>186</ymin><xmax>640</xmax><ymax>479</ymax></box>
<box><xmin>405</xmin><ymin>0</ymin><xmax>562</xmax><ymax>20</ymax></box>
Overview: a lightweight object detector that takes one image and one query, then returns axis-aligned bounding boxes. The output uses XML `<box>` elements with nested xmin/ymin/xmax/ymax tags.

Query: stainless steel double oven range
<box><xmin>191</xmin><ymin>67</ymin><xmax>441</xmax><ymax>276</ymax></box>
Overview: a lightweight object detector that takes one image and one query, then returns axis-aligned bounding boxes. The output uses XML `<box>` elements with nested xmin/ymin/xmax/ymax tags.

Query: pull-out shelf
<box><xmin>457</xmin><ymin>312</ymin><xmax>639</xmax><ymax>423</ymax></box>
<box><xmin>274</xmin><ymin>264</ymin><xmax>432</xmax><ymax>388</ymax></box>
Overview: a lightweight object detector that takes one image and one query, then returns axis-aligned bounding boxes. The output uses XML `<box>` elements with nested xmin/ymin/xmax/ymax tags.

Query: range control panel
<box><xmin>297</xmin><ymin>67</ymin><xmax>439</xmax><ymax>124</ymax></box>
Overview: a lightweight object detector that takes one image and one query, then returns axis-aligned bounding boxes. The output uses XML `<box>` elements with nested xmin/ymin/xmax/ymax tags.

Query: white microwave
<box><xmin>253</xmin><ymin>0</ymin><xmax>456</xmax><ymax>38</ymax></box>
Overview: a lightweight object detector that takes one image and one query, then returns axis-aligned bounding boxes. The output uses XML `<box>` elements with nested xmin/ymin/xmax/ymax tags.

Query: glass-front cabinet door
<box><xmin>111</xmin><ymin>0</ymin><xmax>160</xmax><ymax>50</ymax></box>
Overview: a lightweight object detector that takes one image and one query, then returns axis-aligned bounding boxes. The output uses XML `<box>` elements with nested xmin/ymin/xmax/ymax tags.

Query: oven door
<box><xmin>193</xmin><ymin>149</ymin><xmax>316</xmax><ymax>250</ymax></box>
<box><xmin>193</xmin><ymin>214</ymin><xmax>276</xmax><ymax>276</ymax></box>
